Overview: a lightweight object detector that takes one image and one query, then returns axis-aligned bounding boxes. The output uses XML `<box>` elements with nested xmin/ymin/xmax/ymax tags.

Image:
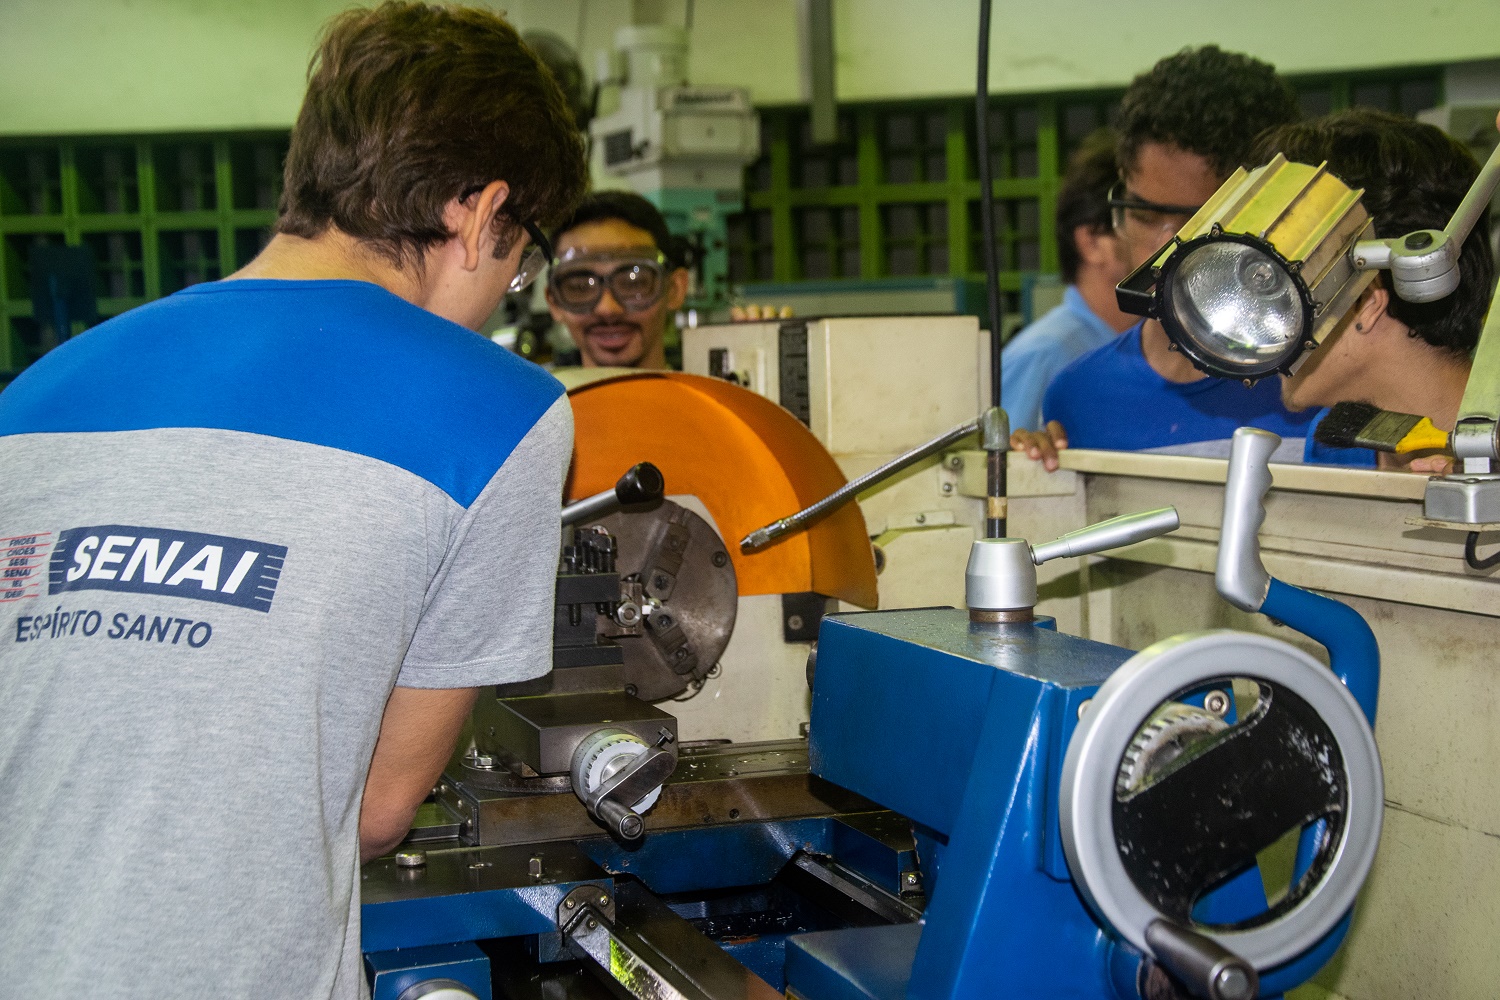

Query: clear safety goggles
<box><xmin>508</xmin><ymin>219</ymin><xmax>553</xmax><ymax>293</ymax></box>
<box><xmin>548</xmin><ymin>249</ymin><xmax>669</xmax><ymax>314</ymax></box>
<box><xmin>1108</xmin><ymin>181</ymin><xmax>1205</xmax><ymax>246</ymax></box>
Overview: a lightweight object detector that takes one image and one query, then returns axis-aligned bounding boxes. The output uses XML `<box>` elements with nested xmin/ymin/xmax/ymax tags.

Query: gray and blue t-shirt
<box><xmin>0</xmin><ymin>279</ymin><xmax>572</xmax><ymax>998</ymax></box>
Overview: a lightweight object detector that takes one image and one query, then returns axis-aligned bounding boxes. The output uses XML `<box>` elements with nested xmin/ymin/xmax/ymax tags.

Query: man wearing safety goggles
<box><xmin>546</xmin><ymin>191</ymin><xmax>690</xmax><ymax>370</ymax></box>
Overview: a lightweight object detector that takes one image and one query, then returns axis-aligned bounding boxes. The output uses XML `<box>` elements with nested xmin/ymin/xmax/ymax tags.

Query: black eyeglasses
<box><xmin>510</xmin><ymin>219</ymin><xmax>553</xmax><ymax>293</ymax></box>
<box><xmin>1108</xmin><ymin>181</ymin><xmax>1205</xmax><ymax>237</ymax></box>
<box><xmin>458</xmin><ymin>184</ymin><xmax>552</xmax><ymax>293</ymax></box>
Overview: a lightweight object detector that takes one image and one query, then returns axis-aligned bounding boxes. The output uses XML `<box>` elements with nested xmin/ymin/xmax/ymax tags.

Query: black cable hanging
<box><xmin>975</xmin><ymin>0</ymin><xmax>1002</xmax><ymax>406</ymax></box>
<box><xmin>976</xmin><ymin>0</ymin><xmax>1007</xmax><ymax>537</ymax></box>
<box><xmin>1465</xmin><ymin>531</ymin><xmax>1500</xmax><ymax>571</ymax></box>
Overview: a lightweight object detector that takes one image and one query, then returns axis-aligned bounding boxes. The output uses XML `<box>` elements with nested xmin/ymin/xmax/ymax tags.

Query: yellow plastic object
<box><xmin>1396</xmin><ymin>417</ymin><xmax>1451</xmax><ymax>455</ymax></box>
<box><xmin>567</xmin><ymin>372</ymin><xmax>878</xmax><ymax>609</ymax></box>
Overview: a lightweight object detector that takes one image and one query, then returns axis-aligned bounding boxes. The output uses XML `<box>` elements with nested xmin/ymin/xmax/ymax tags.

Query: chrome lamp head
<box><xmin>1116</xmin><ymin>154</ymin><xmax>1378</xmax><ymax>383</ymax></box>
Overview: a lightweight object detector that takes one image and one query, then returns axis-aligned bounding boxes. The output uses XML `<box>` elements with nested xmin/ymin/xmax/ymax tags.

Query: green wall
<box><xmin>3</xmin><ymin>0</ymin><xmax>1500</xmax><ymax>136</ymax></box>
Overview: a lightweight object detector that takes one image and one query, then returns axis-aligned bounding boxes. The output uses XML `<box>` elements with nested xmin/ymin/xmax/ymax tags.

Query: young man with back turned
<box><xmin>0</xmin><ymin>4</ymin><xmax>587</xmax><ymax>997</ymax></box>
<box><xmin>1013</xmin><ymin>47</ymin><xmax>1312</xmax><ymax>469</ymax></box>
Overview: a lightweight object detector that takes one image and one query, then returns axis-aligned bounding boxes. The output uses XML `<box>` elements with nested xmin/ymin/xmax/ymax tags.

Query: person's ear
<box><xmin>544</xmin><ymin>284</ymin><xmax>567</xmax><ymax>325</ymax></box>
<box><xmin>443</xmin><ymin>180</ymin><xmax>512</xmax><ymax>272</ymax></box>
<box><xmin>665</xmin><ymin>267</ymin><xmax>689</xmax><ymax>311</ymax></box>
<box><xmin>1074</xmin><ymin>224</ymin><xmax>1114</xmax><ymax>267</ymax></box>
<box><xmin>1351</xmin><ymin>281</ymin><xmax>1389</xmax><ymax>335</ymax></box>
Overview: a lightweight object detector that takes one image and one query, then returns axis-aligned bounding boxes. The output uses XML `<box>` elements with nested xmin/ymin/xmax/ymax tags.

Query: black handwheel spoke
<box><xmin>1113</xmin><ymin>683</ymin><xmax>1346</xmax><ymax>923</ymax></box>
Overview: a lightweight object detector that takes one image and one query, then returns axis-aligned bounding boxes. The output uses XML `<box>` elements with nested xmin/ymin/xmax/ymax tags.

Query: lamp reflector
<box><xmin>1169</xmin><ymin>242</ymin><xmax>1307</xmax><ymax>374</ymax></box>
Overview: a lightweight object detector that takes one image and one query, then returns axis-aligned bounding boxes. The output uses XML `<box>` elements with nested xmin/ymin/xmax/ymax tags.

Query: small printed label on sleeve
<box><xmin>1</xmin><ymin>532</ymin><xmax>53</xmax><ymax>603</ymax></box>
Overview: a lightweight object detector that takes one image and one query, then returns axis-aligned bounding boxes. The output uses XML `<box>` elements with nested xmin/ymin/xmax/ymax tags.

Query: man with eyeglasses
<box><xmin>0</xmin><ymin>5</ymin><xmax>586</xmax><ymax>997</ymax></box>
<box><xmin>546</xmin><ymin>191</ymin><xmax>690</xmax><ymax>370</ymax></box>
<box><xmin>1012</xmin><ymin>47</ymin><xmax>1316</xmax><ymax>469</ymax></box>
<box><xmin>1000</xmin><ymin>129</ymin><xmax>1137</xmax><ymax>433</ymax></box>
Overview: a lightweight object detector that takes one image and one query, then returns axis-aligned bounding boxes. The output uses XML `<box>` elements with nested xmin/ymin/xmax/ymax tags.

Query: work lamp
<box><xmin>1115</xmin><ymin>154</ymin><xmax>1379</xmax><ymax>382</ymax></box>
<box><xmin>1116</xmin><ymin>141</ymin><xmax>1500</xmax><ymax>385</ymax></box>
<box><xmin>1113</xmin><ymin>140</ymin><xmax>1500</xmax><ymax>526</ymax></box>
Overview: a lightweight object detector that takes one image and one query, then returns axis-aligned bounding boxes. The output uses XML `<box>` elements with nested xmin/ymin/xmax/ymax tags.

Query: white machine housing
<box><xmin>590</xmin><ymin>26</ymin><xmax>761</xmax><ymax>192</ymax></box>
<box><xmin>685</xmin><ymin>314</ymin><xmax>992</xmax><ymax>610</ymax></box>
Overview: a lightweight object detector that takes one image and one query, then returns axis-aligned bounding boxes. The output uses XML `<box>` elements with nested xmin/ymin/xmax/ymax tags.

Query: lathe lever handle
<box><xmin>593</xmin><ymin>797</ymin><xmax>645</xmax><ymax>841</ymax></box>
<box><xmin>562</xmin><ymin>462</ymin><xmax>665</xmax><ymax>526</ymax></box>
<box><xmin>1029</xmin><ymin>506</ymin><xmax>1180</xmax><ymax>565</ymax></box>
<box><xmin>1217</xmin><ymin>427</ymin><xmax>1278</xmax><ymax>612</ymax></box>
<box><xmin>1145</xmin><ymin>919</ymin><xmax>1259</xmax><ymax>1000</ymax></box>
<box><xmin>585</xmin><ymin>744</ymin><xmax>676</xmax><ymax>841</ymax></box>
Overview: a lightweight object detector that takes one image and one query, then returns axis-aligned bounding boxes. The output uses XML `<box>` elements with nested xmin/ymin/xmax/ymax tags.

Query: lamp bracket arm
<box><xmin>1443</xmin><ymin>138</ymin><xmax>1500</xmax><ymax>249</ymax></box>
<box><xmin>1350</xmin><ymin>238</ymin><xmax>1392</xmax><ymax>272</ymax></box>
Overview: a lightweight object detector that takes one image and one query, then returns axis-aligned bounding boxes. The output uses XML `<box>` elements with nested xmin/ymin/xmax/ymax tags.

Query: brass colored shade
<box><xmin>1172</xmin><ymin>154</ymin><xmax>1377</xmax><ymax>350</ymax></box>
<box><xmin>1119</xmin><ymin>154</ymin><xmax>1382</xmax><ymax>379</ymax></box>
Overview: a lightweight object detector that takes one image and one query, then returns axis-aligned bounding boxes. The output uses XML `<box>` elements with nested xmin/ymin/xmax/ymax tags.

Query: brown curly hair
<box><xmin>1118</xmin><ymin>45</ymin><xmax>1301</xmax><ymax>181</ymax></box>
<box><xmin>277</xmin><ymin>2</ymin><xmax>588</xmax><ymax>267</ymax></box>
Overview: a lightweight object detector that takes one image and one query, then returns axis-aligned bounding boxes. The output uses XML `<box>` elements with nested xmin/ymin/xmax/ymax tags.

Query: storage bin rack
<box><xmin>0</xmin><ymin>134</ymin><xmax>288</xmax><ymax>373</ymax></box>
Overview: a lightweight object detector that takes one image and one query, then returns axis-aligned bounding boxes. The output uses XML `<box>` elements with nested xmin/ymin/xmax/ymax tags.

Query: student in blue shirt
<box><xmin>1253</xmin><ymin>110</ymin><xmax>1494</xmax><ymax>474</ymax></box>
<box><xmin>1040</xmin><ymin>324</ymin><xmax>1317</xmax><ymax>454</ymax></box>
<box><xmin>1011</xmin><ymin>47</ymin><xmax>1308</xmax><ymax>469</ymax></box>
<box><xmin>1001</xmin><ymin>130</ymin><xmax>1136</xmax><ymax>432</ymax></box>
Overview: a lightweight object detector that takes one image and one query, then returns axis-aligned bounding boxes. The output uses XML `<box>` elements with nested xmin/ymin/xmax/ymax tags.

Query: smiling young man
<box><xmin>546</xmin><ymin>191</ymin><xmax>689</xmax><ymax>369</ymax></box>
<box><xmin>0</xmin><ymin>4</ymin><xmax>585</xmax><ymax>997</ymax></box>
<box><xmin>1013</xmin><ymin>47</ymin><xmax>1312</xmax><ymax>468</ymax></box>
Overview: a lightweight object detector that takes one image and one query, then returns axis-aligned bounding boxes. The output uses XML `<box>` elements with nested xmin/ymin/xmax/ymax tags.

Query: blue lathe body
<box><xmin>361</xmin><ymin>430</ymin><xmax>1381</xmax><ymax>1000</ymax></box>
<box><xmin>794</xmin><ymin>610</ymin><xmax>1132</xmax><ymax>1000</ymax></box>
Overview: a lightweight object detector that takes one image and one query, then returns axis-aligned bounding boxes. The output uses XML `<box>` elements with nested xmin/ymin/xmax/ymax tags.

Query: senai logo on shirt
<box><xmin>48</xmin><ymin>525</ymin><xmax>287</xmax><ymax>612</ymax></box>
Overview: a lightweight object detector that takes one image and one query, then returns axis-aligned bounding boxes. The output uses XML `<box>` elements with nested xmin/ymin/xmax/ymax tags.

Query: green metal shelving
<box><xmin>727</xmin><ymin>67</ymin><xmax>1444</xmax><ymax>321</ymax></box>
<box><xmin>0</xmin><ymin>133</ymin><xmax>288</xmax><ymax>372</ymax></box>
<box><xmin>0</xmin><ymin>66</ymin><xmax>1446</xmax><ymax>377</ymax></box>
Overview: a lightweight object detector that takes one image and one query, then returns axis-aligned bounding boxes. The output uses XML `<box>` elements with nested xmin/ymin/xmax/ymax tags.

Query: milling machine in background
<box><xmin>589</xmin><ymin>25</ymin><xmax>761</xmax><ymax>310</ymax></box>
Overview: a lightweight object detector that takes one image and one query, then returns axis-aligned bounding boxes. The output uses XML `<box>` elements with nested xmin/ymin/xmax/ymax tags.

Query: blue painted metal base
<box><xmin>787</xmin><ymin>924</ymin><xmax>920</xmax><ymax>1000</ymax></box>
<box><xmin>795</xmin><ymin>608</ymin><xmax>1359</xmax><ymax>1000</ymax></box>
<box><xmin>365</xmin><ymin>941</ymin><xmax>491</xmax><ymax>1000</ymax></box>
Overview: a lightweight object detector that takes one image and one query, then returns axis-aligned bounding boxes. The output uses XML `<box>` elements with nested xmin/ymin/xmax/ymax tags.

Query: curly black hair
<box><xmin>1250</xmin><ymin>109</ymin><xmax>1493</xmax><ymax>356</ymax></box>
<box><xmin>1118</xmin><ymin>45</ymin><xmax>1301</xmax><ymax>180</ymax></box>
<box><xmin>1056</xmin><ymin>129</ymin><xmax>1118</xmax><ymax>283</ymax></box>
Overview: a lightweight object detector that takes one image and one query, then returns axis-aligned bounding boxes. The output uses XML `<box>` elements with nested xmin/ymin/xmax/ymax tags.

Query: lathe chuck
<box><xmin>590</xmin><ymin>500</ymin><xmax>737</xmax><ymax>701</ymax></box>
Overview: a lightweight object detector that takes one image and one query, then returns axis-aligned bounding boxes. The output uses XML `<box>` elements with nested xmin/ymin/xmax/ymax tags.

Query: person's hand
<box><xmin>1010</xmin><ymin>420</ymin><xmax>1069</xmax><ymax>472</ymax></box>
<box><xmin>1378</xmin><ymin>450</ymin><xmax>1455</xmax><ymax>475</ymax></box>
<box><xmin>729</xmin><ymin>303</ymin><xmax>793</xmax><ymax>321</ymax></box>
<box><xmin>1406</xmin><ymin>454</ymin><xmax>1455</xmax><ymax>475</ymax></box>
